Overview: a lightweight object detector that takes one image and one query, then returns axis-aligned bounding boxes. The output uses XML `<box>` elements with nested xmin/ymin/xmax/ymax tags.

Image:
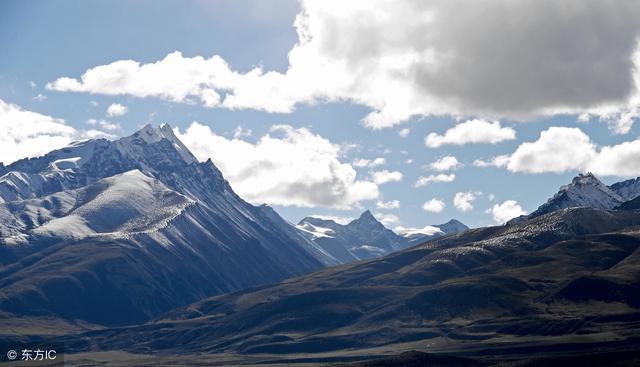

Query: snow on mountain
<box><xmin>0</xmin><ymin>125</ymin><xmax>335</xmax><ymax>268</ymax></box>
<box><xmin>297</xmin><ymin>211</ymin><xmax>468</xmax><ymax>263</ymax></box>
<box><xmin>397</xmin><ymin>219</ymin><xmax>469</xmax><ymax>245</ymax></box>
<box><xmin>0</xmin><ymin>124</ymin><xmax>336</xmax><ymax>325</ymax></box>
<box><xmin>610</xmin><ymin>177</ymin><xmax>640</xmax><ymax>201</ymax></box>
<box><xmin>0</xmin><ymin>170</ymin><xmax>194</xmax><ymax>243</ymax></box>
<box><xmin>512</xmin><ymin>172</ymin><xmax>627</xmax><ymax>223</ymax></box>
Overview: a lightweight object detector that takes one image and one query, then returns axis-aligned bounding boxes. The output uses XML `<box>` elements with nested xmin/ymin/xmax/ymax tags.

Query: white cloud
<box><xmin>174</xmin><ymin>121</ymin><xmax>379</xmax><ymax>209</ymax></box>
<box><xmin>32</xmin><ymin>94</ymin><xmax>47</xmax><ymax>102</ymax></box>
<box><xmin>373</xmin><ymin>212</ymin><xmax>400</xmax><ymax>226</ymax></box>
<box><xmin>371</xmin><ymin>170</ymin><xmax>403</xmax><ymax>184</ymax></box>
<box><xmin>307</xmin><ymin>214</ymin><xmax>353</xmax><ymax>225</ymax></box>
<box><xmin>82</xmin><ymin>129</ymin><xmax>116</xmax><ymax>139</ymax></box>
<box><xmin>425</xmin><ymin>119</ymin><xmax>516</xmax><ymax>148</ymax></box>
<box><xmin>473</xmin><ymin>155</ymin><xmax>510</xmax><ymax>168</ymax></box>
<box><xmin>0</xmin><ymin>99</ymin><xmax>77</xmax><ymax>165</ymax></box>
<box><xmin>106</xmin><ymin>103</ymin><xmax>128</xmax><ymax>117</ymax></box>
<box><xmin>98</xmin><ymin>121</ymin><xmax>120</xmax><ymax>131</ymax></box>
<box><xmin>232</xmin><ymin>126</ymin><xmax>253</xmax><ymax>138</ymax></box>
<box><xmin>86</xmin><ymin>118</ymin><xmax>120</xmax><ymax>131</ymax></box>
<box><xmin>428</xmin><ymin>155</ymin><xmax>461</xmax><ymax>171</ymax></box>
<box><xmin>353</xmin><ymin>157</ymin><xmax>385</xmax><ymax>168</ymax></box>
<box><xmin>0</xmin><ymin>100</ymin><xmax>116</xmax><ymax>166</ymax></box>
<box><xmin>414</xmin><ymin>173</ymin><xmax>455</xmax><ymax>187</ymax></box>
<box><xmin>490</xmin><ymin>200</ymin><xmax>527</xmax><ymax>224</ymax></box>
<box><xmin>477</xmin><ymin>126</ymin><xmax>640</xmax><ymax>177</ymax></box>
<box><xmin>422</xmin><ymin>198</ymin><xmax>445</xmax><ymax>213</ymax></box>
<box><xmin>398</xmin><ymin>128</ymin><xmax>410</xmax><ymax>138</ymax></box>
<box><xmin>47</xmin><ymin>2</ymin><xmax>640</xmax><ymax>129</ymax></box>
<box><xmin>395</xmin><ymin>225</ymin><xmax>443</xmax><ymax>237</ymax></box>
<box><xmin>453</xmin><ymin>191</ymin><xmax>480</xmax><ymax>212</ymax></box>
<box><xmin>506</xmin><ymin>127</ymin><xmax>594</xmax><ymax>174</ymax></box>
<box><xmin>376</xmin><ymin>200</ymin><xmax>400</xmax><ymax>210</ymax></box>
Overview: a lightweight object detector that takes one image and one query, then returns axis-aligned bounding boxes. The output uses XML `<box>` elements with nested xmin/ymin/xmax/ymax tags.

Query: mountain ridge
<box><xmin>297</xmin><ymin>211</ymin><xmax>468</xmax><ymax>263</ymax></box>
<box><xmin>0</xmin><ymin>124</ymin><xmax>335</xmax><ymax>326</ymax></box>
<box><xmin>511</xmin><ymin>172</ymin><xmax>640</xmax><ymax>223</ymax></box>
<box><xmin>57</xmin><ymin>206</ymin><xmax>640</xmax><ymax>360</ymax></box>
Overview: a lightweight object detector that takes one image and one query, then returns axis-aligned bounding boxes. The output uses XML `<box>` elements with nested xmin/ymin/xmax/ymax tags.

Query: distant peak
<box><xmin>349</xmin><ymin>210</ymin><xmax>384</xmax><ymax>228</ymax></box>
<box><xmin>571</xmin><ymin>172</ymin><xmax>600</xmax><ymax>185</ymax></box>
<box><xmin>358</xmin><ymin>210</ymin><xmax>376</xmax><ymax>221</ymax></box>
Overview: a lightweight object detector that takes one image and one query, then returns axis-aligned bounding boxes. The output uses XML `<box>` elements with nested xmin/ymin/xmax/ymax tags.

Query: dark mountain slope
<box><xmin>64</xmin><ymin>207</ymin><xmax>640</xmax><ymax>358</ymax></box>
<box><xmin>0</xmin><ymin>125</ymin><xmax>332</xmax><ymax>326</ymax></box>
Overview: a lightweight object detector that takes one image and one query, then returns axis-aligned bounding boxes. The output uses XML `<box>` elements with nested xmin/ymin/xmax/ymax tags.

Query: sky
<box><xmin>2</xmin><ymin>0</ymin><xmax>640</xmax><ymax>230</ymax></box>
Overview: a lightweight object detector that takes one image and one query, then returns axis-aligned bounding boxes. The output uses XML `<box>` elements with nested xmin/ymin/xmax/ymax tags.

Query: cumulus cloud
<box><xmin>490</xmin><ymin>200</ymin><xmax>527</xmax><ymax>224</ymax></box>
<box><xmin>453</xmin><ymin>191</ymin><xmax>480</xmax><ymax>212</ymax></box>
<box><xmin>232</xmin><ymin>126</ymin><xmax>253</xmax><ymax>138</ymax></box>
<box><xmin>377</xmin><ymin>200</ymin><xmax>400</xmax><ymax>210</ymax></box>
<box><xmin>307</xmin><ymin>214</ymin><xmax>354</xmax><ymax>225</ymax></box>
<box><xmin>422</xmin><ymin>198</ymin><xmax>445</xmax><ymax>213</ymax></box>
<box><xmin>473</xmin><ymin>155</ymin><xmax>510</xmax><ymax>168</ymax></box>
<box><xmin>371</xmin><ymin>170</ymin><xmax>403</xmax><ymax>184</ymax></box>
<box><xmin>46</xmin><ymin>1</ymin><xmax>640</xmax><ymax>129</ymax></box>
<box><xmin>395</xmin><ymin>225</ymin><xmax>443</xmax><ymax>237</ymax></box>
<box><xmin>414</xmin><ymin>173</ymin><xmax>455</xmax><ymax>187</ymax></box>
<box><xmin>0</xmin><ymin>99</ymin><xmax>116</xmax><ymax>165</ymax></box>
<box><xmin>398</xmin><ymin>128</ymin><xmax>410</xmax><ymax>138</ymax></box>
<box><xmin>353</xmin><ymin>157</ymin><xmax>385</xmax><ymax>168</ymax></box>
<box><xmin>88</xmin><ymin>119</ymin><xmax>120</xmax><ymax>131</ymax></box>
<box><xmin>373</xmin><ymin>212</ymin><xmax>400</xmax><ymax>226</ymax></box>
<box><xmin>174</xmin><ymin>121</ymin><xmax>379</xmax><ymax>209</ymax></box>
<box><xmin>106</xmin><ymin>103</ymin><xmax>128</xmax><ymax>117</ymax></box>
<box><xmin>0</xmin><ymin>99</ymin><xmax>77</xmax><ymax>165</ymax></box>
<box><xmin>425</xmin><ymin>119</ymin><xmax>516</xmax><ymax>148</ymax></box>
<box><xmin>32</xmin><ymin>94</ymin><xmax>47</xmax><ymax>102</ymax></box>
<box><xmin>428</xmin><ymin>155</ymin><xmax>461</xmax><ymax>171</ymax></box>
<box><xmin>477</xmin><ymin>126</ymin><xmax>640</xmax><ymax>177</ymax></box>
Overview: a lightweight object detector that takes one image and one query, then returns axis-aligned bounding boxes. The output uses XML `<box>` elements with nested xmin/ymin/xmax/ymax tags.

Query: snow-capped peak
<box><xmin>521</xmin><ymin>172</ymin><xmax>625</xmax><ymax>221</ymax></box>
<box><xmin>609</xmin><ymin>176</ymin><xmax>640</xmax><ymax>201</ymax></box>
<box><xmin>557</xmin><ymin>172</ymin><xmax>622</xmax><ymax>203</ymax></box>
<box><xmin>115</xmin><ymin>123</ymin><xmax>198</xmax><ymax>167</ymax></box>
<box><xmin>352</xmin><ymin>210</ymin><xmax>379</xmax><ymax>225</ymax></box>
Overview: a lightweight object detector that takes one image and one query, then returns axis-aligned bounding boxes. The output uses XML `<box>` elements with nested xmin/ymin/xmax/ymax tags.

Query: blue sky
<box><xmin>2</xmin><ymin>0</ymin><xmax>640</xmax><ymax>230</ymax></box>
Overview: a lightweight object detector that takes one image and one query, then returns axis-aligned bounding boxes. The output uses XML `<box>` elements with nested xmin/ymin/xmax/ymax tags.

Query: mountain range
<box><xmin>297</xmin><ymin>212</ymin><xmax>468</xmax><ymax>263</ymax></box>
<box><xmin>511</xmin><ymin>172</ymin><xmax>640</xmax><ymax>223</ymax></box>
<box><xmin>0</xmin><ymin>124</ymin><xmax>335</xmax><ymax>326</ymax></box>
<box><xmin>0</xmin><ymin>124</ymin><xmax>466</xmax><ymax>327</ymax></box>
<box><xmin>2</xmin><ymin>124</ymin><xmax>640</xmax><ymax>365</ymax></box>
<box><xmin>58</xmin><ymin>206</ymin><xmax>640</xmax><ymax>366</ymax></box>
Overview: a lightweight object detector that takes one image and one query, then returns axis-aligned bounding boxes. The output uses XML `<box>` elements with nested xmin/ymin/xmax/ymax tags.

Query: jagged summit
<box><xmin>567</xmin><ymin>172</ymin><xmax>603</xmax><ymax>187</ymax></box>
<box><xmin>610</xmin><ymin>176</ymin><xmax>640</xmax><ymax>201</ymax></box>
<box><xmin>297</xmin><ymin>210</ymin><xmax>468</xmax><ymax>263</ymax></box>
<box><xmin>512</xmin><ymin>172</ymin><xmax>628</xmax><ymax>222</ymax></box>
<box><xmin>116</xmin><ymin>123</ymin><xmax>198</xmax><ymax>166</ymax></box>
<box><xmin>350</xmin><ymin>210</ymin><xmax>382</xmax><ymax>226</ymax></box>
<box><xmin>0</xmin><ymin>122</ymin><xmax>334</xmax><ymax>326</ymax></box>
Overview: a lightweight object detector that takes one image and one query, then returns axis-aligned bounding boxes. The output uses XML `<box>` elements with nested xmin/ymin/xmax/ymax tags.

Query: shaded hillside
<box><xmin>62</xmin><ymin>207</ymin><xmax>640</xmax><ymax>358</ymax></box>
<box><xmin>0</xmin><ymin>125</ymin><xmax>332</xmax><ymax>327</ymax></box>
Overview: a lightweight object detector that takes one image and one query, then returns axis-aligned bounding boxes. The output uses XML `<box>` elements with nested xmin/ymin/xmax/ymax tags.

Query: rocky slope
<box><xmin>63</xmin><ymin>206</ymin><xmax>640</xmax><ymax>360</ymax></box>
<box><xmin>0</xmin><ymin>124</ymin><xmax>335</xmax><ymax>326</ymax></box>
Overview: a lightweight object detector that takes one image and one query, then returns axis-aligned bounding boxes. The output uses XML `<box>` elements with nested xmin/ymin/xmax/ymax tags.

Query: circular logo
<box><xmin>6</xmin><ymin>350</ymin><xmax>17</xmax><ymax>360</ymax></box>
